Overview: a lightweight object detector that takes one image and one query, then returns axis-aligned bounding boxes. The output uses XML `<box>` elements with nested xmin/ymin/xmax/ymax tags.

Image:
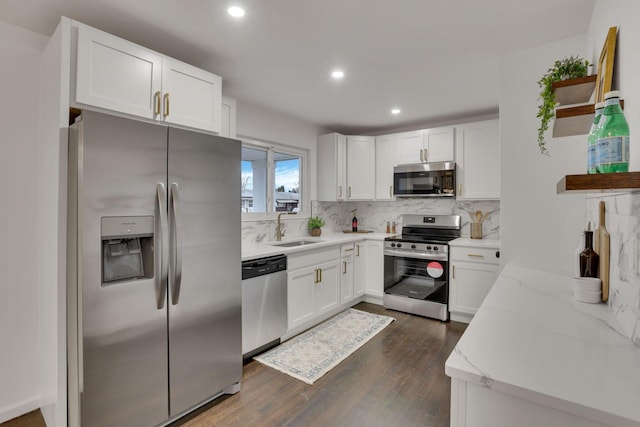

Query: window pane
<box><xmin>274</xmin><ymin>152</ymin><xmax>301</xmax><ymax>212</ymax></box>
<box><xmin>241</xmin><ymin>147</ymin><xmax>268</xmax><ymax>213</ymax></box>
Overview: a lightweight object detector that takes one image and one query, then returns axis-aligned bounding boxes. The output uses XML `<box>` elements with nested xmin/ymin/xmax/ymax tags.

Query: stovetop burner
<box><xmin>386</xmin><ymin>214</ymin><xmax>462</xmax><ymax>244</ymax></box>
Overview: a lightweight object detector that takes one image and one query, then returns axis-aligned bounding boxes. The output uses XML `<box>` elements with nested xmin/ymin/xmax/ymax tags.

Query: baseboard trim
<box><xmin>0</xmin><ymin>397</ymin><xmax>41</xmax><ymax>424</ymax></box>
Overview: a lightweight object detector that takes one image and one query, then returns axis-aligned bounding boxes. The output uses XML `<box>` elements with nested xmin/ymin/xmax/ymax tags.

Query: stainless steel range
<box><xmin>383</xmin><ymin>214</ymin><xmax>461</xmax><ymax>321</ymax></box>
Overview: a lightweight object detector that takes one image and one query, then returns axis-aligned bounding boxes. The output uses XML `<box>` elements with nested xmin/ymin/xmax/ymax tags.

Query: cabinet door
<box><xmin>455</xmin><ymin>120</ymin><xmax>500</xmax><ymax>199</ymax></box>
<box><xmin>375</xmin><ymin>135</ymin><xmax>395</xmax><ymax>200</ymax></box>
<box><xmin>424</xmin><ymin>126</ymin><xmax>454</xmax><ymax>162</ymax></box>
<box><xmin>449</xmin><ymin>261</ymin><xmax>498</xmax><ymax>316</ymax></box>
<box><xmin>340</xmin><ymin>254</ymin><xmax>354</xmax><ymax>304</ymax></box>
<box><xmin>353</xmin><ymin>242</ymin><xmax>366</xmax><ymax>297</ymax></box>
<box><xmin>394</xmin><ymin>130</ymin><xmax>423</xmax><ymax>165</ymax></box>
<box><xmin>346</xmin><ymin>136</ymin><xmax>375</xmax><ymax>200</ymax></box>
<box><xmin>220</xmin><ymin>96</ymin><xmax>237</xmax><ymax>138</ymax></box>
<box><xmin>162</xmin><ymin>57</ymin><xmax>222</xmax><ymax>133</ymax></box>
<box><xmin>317</xmin><ymin>133</ymin><xmax>347</xmax><ymax>201</ymax></box>
<box><xmin>365</xmin><ymin>241</ymin><xmax>384</xmax><ymax>299</ymax></box>
<box><xmin>75</xmin><ymin>23</ymin><xmax>161</xmax><ymax>119</ymax></box>
<box><xmin>316</xmin><ymin>260</ymin><xmax>340</xmax><ymax>315</ymax></box>
<box><xmin>287</xmin><ymin>266</ymin><xmax>317</xmax><ymax>329</ymax></box>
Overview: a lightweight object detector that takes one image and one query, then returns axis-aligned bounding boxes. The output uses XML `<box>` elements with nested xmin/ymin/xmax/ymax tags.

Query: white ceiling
<box><xmin>0</xmin><ymin>0</ymin><xmax>595</xmax><ymax>134</ymax></box>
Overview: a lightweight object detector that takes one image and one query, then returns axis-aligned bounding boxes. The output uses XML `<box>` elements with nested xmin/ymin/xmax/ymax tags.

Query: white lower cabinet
<box><xmin>340</xmin><ymin>244</ymin><xmax>355</xmax><ymax>304</ymax></box>
<box><xmin>287</xmin><ymin>247</ymin><xmax>340</xmax><ymax>334</ymax></box>
<box><xmin>449</xmin><ymin>245</ymin><xmax>500</xmax><ymax>323</ymax></box>
<box><xmin>364</xmin><ymin>240</ymin><xmax>384</xmax><ymax>304</ymax></box>
<box><xmin>353</xmin><ymin>242</ymin><xmax>366</xmax><ymax>297</ymax></box>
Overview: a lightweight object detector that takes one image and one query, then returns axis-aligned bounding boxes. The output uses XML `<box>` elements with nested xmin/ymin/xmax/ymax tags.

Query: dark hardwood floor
<box><xmin>174</xmin><ymin>302</ymin><xmax>467</xmax><ymax>427</ymax></box>
<box><xmin>0</xmin><ymin>303</ymin><xmax>465</xmax><ymax>427</ymax></box>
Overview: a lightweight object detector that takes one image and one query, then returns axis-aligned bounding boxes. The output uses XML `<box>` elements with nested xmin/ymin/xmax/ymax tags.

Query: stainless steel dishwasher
<box><xmin>242</xmin><ymin>254</ymin><xmax>287</xmax><ymax>359</ymax></box>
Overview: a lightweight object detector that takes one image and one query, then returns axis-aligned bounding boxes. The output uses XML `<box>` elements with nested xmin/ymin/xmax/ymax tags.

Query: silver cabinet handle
<box><xmin>169</xmin><ymin>183</ymin><xmax>182</xmax><ymax>305</ymax></box>
<box><xmin>343</xmin><ymin>261</ymin><xmax>347</xmax><ymax>274</ymax></box>
<box><xmin>155</xmin><ymin>183</ymin><xmax>169</xmax><ymax>309</ymax></box>
<box><xmin>423</xmin><ymin>148</ymin><xmax>428</xmax><ymax>161</ymax></box>
<box><xmin>356</xmin><ymin>244</ymin><xmax>360</xmax><ymax>256</ymax></box>
<box><xmin>420</xmin><ymin>149</ymin><xmax>424</xmax><ymax>162</ymax></box>
<box><xmin>338</xmin><ymin>186</ymin><xmax>342</xmax><ymax>199</ymax></box>
<box><xmin>452</xmin><ymin>265</ymin><xmax>455</xmax><ymax>279</ymax></box>
<box><xmin>348</xmin><ymin>186</ymin><xmax>352</xmax><ymax>198</ymax></box>
<box><xmin>389</xmin><ymin>186</ymin><xmax>393</xmax><ymax>198</ymax></box>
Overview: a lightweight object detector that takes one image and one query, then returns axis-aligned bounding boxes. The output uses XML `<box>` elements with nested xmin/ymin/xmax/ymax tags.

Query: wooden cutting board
<box><xmin>595</xmin><ymin>201</ymin><xmax>610</xmax><ymax>302</ymax></box>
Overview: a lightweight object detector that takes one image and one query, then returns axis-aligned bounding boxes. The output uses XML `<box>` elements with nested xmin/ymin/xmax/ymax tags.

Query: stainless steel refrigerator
<box><xmin>67</xmin><ymin>110</ymin><xmax>242</xmax><ymax>427</ymax></box>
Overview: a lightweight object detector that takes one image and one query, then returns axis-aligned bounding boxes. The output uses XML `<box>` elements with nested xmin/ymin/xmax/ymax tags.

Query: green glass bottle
<box><xmin>587</xmin><ymin>102</ymin><xmax>604</xmax><ymax>174</ymax></box>
<box><xmin>596</xmin><ymin>91</ymin><xmax>629</xmax><ymax>173</ymax></box>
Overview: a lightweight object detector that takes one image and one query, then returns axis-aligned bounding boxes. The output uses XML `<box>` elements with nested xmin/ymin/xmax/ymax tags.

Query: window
<box><xmin>241</xmin><ymin>140</ymin><xmax>306</xmax><ymax>218</ymax></box>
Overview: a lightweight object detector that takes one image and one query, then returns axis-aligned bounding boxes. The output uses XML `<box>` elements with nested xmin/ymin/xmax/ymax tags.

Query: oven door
<box><xmin>383</xmin><ymin>249</ymin><xmax>449</xmax><ymax>320</ymax></box>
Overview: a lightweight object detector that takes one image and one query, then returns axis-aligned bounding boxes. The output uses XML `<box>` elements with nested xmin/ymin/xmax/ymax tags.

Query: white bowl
<box><xmin>572</xmin><ymin>277</ymin><xmax>602</xmax><ymax>291</ymax></box>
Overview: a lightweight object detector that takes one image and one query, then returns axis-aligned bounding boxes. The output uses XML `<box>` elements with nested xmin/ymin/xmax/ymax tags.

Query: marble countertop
<box><xmin>242</xmin><ymin>232</ymin><xmax>393</xmax><ymax>261</ymax></box>
<box><xmin>445</xmin><ymin>263</ymin><xmax>640</xmax><ymax>426</ymax></box>
<box><xmin>449</xmin><ymin>237</ymin><xmax>500</xmax><ymax>248</ymax></box>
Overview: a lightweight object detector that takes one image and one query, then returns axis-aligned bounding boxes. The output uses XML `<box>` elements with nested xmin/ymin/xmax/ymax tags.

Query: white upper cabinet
<box><xmin>393</xmin><ymin>130</ymin><xmax>424</xmax><ymax>165</ymax></box>
<box><xmin>161</xmin><ymin>57</ymin><xmax>221</xmax><ymax>133</ymax></box>
<box><xmin>346</xmin><ymin>136</ymin><xmax>375</xmax><ymax>200</ymax></box>
<box><xmin>375</xmin><ymin>134</ymin><xmax>395</xmax><ymax>200</ymax></box>
<box><xmin>75</xmin><ymin>23</ymin><xmax>161</xmax><ymax>120</ymax></box>
<box><xmin>317</xmin><ymin>133</ymin><xmax>347</xmax><ymax>201</ymax></box>
<box><xmin>424</xmin><ymin>126</ymin><xmax>455</xmax><ymax>163</ymax></box>
<box><xmin>74</xmin><ymin>21</ymin><xmax>222</xmax><ymax>134</ymax></box>
<box><xmin>394</xmin><ymin>127</ymin><xmax>454</xmax><ymax>165</ymax></box>
<box><xmin>220</xmin><ymin>96</ymin><xmax>237</xmax><ymax>139</ymax></box>
<box><xmin>455</xmin><ymin>119</ymin><xmax>500</xmax><ymax>199</ymax></box>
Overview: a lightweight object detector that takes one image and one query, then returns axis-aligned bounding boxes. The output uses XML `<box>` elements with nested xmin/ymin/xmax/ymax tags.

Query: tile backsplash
<box><xmin>241</xmin><ymin>198</ymin><xmax>500</xmax><ymax>246</ymax></box>
<box><xmin>585</xmin><ymin>193</ymin><xmax>640</xmax><ymax>348</ymax></box>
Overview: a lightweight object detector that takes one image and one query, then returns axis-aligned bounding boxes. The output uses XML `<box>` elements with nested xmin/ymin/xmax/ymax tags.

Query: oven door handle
<box><xmin>383</xmin><ymin>249</ymin><xmax>448</xmax><ymax>261</ymax></box>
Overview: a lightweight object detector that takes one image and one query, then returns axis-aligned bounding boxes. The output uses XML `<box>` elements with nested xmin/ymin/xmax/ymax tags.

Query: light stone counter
<box><xmin>241</xmin><ymin>232</ymin><xmax>393</xmax><ymax>261</ymax></box>
<box><xmin>449</xmin><ymin>237</ymin><xmax>500</xmax><ymax>248</ymax></box>
<box><xmin>445</xmin><ymin>263</ymin><xmax>640</xmax><ymax>427</ymax></box>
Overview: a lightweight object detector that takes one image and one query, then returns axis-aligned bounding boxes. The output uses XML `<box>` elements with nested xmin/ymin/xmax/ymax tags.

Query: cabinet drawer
<box><xmin>288</xmin><ymin>246</ymin><xmax>340</xmax><ymax>271</ymax></box>
<box><xmin>450</xmin><ymin>246</ymin><xmax>500</xmax><ymax>264</ymax></box>
<box><xmin>341</xmin><ymin>243</ymin><xmax>356</xmax><ymax>257</ymax></box>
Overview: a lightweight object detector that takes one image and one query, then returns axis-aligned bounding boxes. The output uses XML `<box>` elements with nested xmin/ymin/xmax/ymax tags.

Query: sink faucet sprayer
<box><xmin>276</xmin><ymin>212</ymin><xmax>297</xmax><ymax>241</ymax></box>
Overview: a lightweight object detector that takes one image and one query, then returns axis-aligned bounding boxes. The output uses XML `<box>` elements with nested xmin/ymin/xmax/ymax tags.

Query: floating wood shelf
<box><xmin>557</xmin><ymin>171</ymin><xmax>640</xmax><ymax>194</ymax></box>
<box><xmin>552</xmin><ymin>75</ymin><xmax>597</xmax><ymax>105</ymax></box>
<box><xmin>553</xmin><ymin>99</ymin><xmax>624</xmax><ymax>138</ymax></box>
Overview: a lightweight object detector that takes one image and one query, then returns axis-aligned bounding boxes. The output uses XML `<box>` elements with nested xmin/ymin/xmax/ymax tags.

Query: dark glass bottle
<box><xmin>352</xmin><ymin>210</ymin><xmax>358</xmax><ymax>232</ymax></box>
<box><xmin>579</xmin><ymin>230</ymin><xmax>599</xmax><ymax>278</ymax></box>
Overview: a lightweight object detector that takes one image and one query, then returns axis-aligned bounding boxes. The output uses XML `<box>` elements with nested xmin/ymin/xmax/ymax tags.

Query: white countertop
<box><xmin>242</xmin><ymin>232</ymin><xmax>392</xmax><ymax>261</ymax></box>
<box><xmin>445</xmin><ymin>263</ymin><xmax>640</xmax><ymax>426</ymax></box>
<box><xmin>449</xmin><ymin>237</ymin><xmax>500</xmax><ymax>248</ymax></box>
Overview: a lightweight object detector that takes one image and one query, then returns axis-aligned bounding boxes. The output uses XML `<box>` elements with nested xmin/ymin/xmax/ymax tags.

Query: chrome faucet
<box><xmin>276</xmin><ymin>211</ymin><xmax>297</xmax><ymax>241</ymax></box>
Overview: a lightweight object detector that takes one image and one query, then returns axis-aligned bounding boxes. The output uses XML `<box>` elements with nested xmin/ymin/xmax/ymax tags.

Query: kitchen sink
<box><xmin>269</xmin><ymin>239</ymin><xmax>322</xmax><ymax>247</ymax></box>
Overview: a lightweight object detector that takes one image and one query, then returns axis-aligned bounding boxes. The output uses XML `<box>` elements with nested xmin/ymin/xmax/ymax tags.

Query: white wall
<box><xmin>500</xmin><ymin>35</ymin><xmax>588</xmax><ymax>276</ymax></box>
<box><xmin>0</xmin><ymin>21</ymin><xmax>48</xmax><ymax>423</ymax></box>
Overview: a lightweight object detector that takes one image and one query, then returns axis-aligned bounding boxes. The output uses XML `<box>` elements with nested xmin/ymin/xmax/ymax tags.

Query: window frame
<box><xmin>240</xmin><ymin>138</ymin><xmax>309</xmax><ymax>221</ymax></box>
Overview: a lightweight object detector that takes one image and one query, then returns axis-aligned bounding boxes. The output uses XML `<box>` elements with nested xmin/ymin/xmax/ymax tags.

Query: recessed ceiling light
<box><xmin>331</xmin><ymin>70</ymin><xmax>345</xmax><ymax>79</ymax></box>
<box><xmin>391</xmin><ymin>108</ymin><xmax>401</xmax><ymax>115</ymax></box>
<box><xmin>228</xmin><ymin>6</ymin><xmax>245</xmax><ymax>17</ymax></box>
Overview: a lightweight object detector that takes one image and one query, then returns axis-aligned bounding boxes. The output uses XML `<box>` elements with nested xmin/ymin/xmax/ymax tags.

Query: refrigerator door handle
<box><xmin>169</xmin><ymin>182</ymin><xmax>183</xmax><ymax>305</ymax></box>
<box><xmin>155</xmin><ymin>183</ymin><xmax>169</xmax><ymax>309</ymax></box>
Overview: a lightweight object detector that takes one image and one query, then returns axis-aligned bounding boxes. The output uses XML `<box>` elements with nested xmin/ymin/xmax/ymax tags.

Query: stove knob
<box><xmin>433</xmin><ymin>246</ymin><xmax>439</xmax><ymax>251</ymax></box>
<box><xmin>397</xmin><ymin>243</ymin><xmax>402</xmax><ymax>248</ymax></box>
<box><xmin>411</xmin><ymin>244</ymin><xmax>416</xmax><ymax>249</ymax></box>
<box><xmin>390</xmin><ymin>243</ymin><xmax>396</xmax><ymax>248</ymax></box>
<box><xmin>426</xmin><ymin>245</ymin><xmax>432</xmax><ymax>250</ymax></box>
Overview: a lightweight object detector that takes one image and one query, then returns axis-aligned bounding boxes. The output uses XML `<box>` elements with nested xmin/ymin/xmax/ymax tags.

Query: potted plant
<box><xmin>308</xmin><ymin>216</ymin><xmax>325</xmax><ymax>237</ymax></box>
<box><xmin>537</xmin><ymin>56</ymin><xmax>590</xmax><ymax>155</ymax></box>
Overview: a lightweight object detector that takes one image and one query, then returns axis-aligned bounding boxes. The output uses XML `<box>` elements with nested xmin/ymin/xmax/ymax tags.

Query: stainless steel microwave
<box><xmin>393</xmin><ymin>162</ymin><xmax>456</xmax><ymax>197</ymax></box>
